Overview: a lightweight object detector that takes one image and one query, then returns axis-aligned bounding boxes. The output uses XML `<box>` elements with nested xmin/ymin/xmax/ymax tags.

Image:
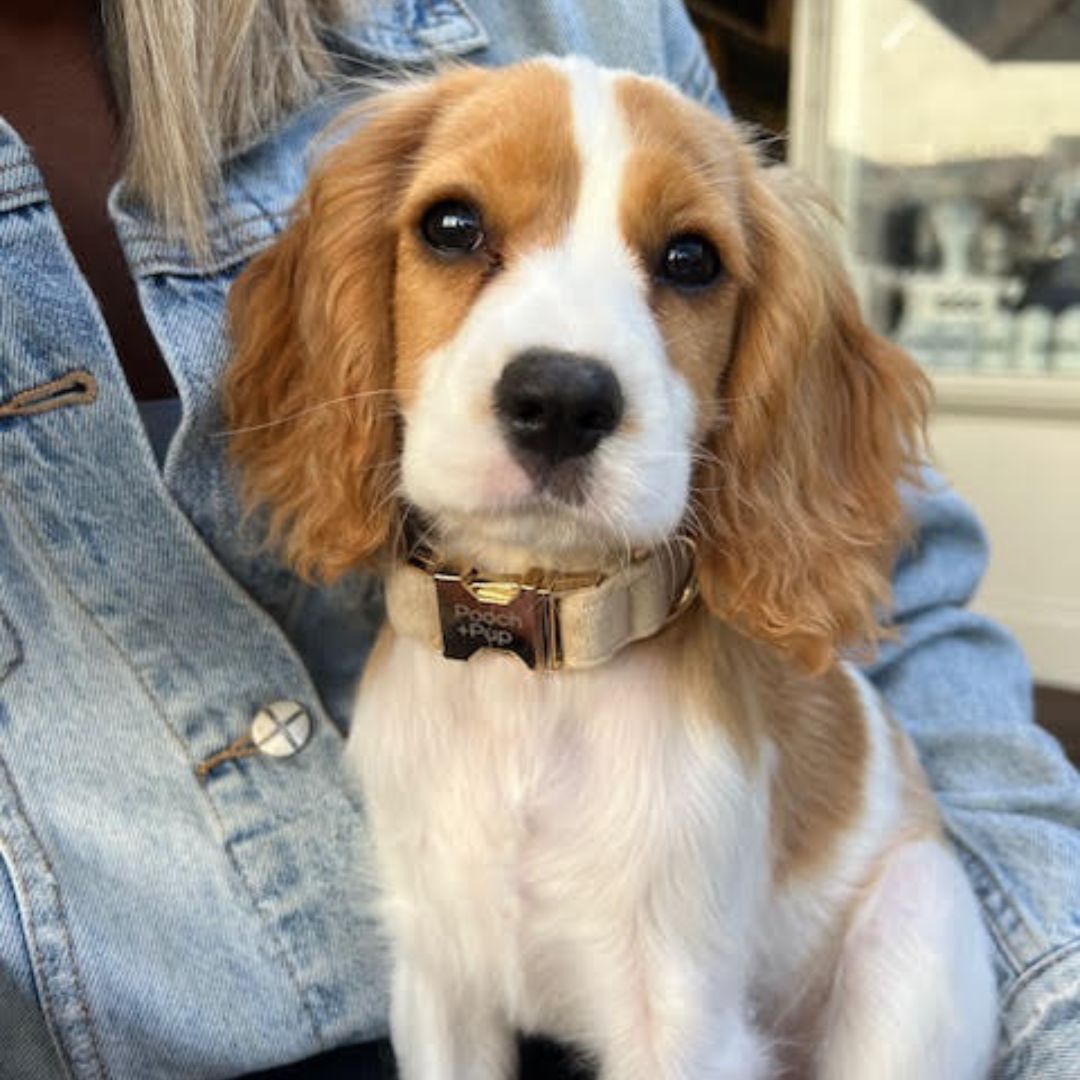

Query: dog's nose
<box><xmin>495</xmin><ymin>350</ymin><xmax>623</xmax><ymax>468</ymax></box>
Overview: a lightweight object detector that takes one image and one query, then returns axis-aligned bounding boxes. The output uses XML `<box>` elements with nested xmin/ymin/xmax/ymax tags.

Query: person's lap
<box><xmin>241</xmin><ymin>1037</ymin><xmax>591</xmax><ymax>1079</ymax></box>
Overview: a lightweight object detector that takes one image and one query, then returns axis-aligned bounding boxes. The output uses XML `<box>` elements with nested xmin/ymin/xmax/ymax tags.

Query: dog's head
<box><xmin>225</xmin><ymin>57</ymin><xmax>929</xmax><ymax>671</ymax></box>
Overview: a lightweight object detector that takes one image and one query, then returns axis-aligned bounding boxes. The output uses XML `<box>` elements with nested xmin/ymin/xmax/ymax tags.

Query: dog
<box><xmin>224</xmin><ymin>56</ymin><xmax>998</xmax><ymax>1080</ymax></box>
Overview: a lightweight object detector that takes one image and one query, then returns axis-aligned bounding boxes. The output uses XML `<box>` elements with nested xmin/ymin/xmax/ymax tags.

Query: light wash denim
<box><xmin>0</xmin><ymin>2</ymin><xmax>1077</xmax><ymax>1077</ymax></box>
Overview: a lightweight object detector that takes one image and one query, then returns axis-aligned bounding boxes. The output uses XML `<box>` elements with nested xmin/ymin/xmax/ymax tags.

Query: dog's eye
<box><xmin>420</xmin><ymin>200</ymin><xmax>484</xmax><ymax>255</ymax></box>
<box><xmin>657</xmin><ymin>234</ymin><xmax>723</xmax><ymax>289</ymax></box>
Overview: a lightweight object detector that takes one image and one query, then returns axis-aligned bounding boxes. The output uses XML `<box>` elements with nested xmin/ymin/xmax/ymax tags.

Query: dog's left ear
<box><xmin>693</xmin><ymin>161</ymin><xmax>931</xmax><ymax>672</ymax></box>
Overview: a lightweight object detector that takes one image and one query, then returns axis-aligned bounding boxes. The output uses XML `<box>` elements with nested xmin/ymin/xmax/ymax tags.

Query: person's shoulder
<box><xmin>326</xmin><ymin>0</ymin><xmax>722</xmax><ymax>99</ymax></box>
<box><xmin>465</xmin><ymin>0</ymin><xmax>720</xmax><ymax>91</ymax></box>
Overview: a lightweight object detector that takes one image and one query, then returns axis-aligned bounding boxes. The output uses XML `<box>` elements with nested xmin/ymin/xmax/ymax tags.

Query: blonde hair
<box><xmin>104</xmin><ymin>0</ymin><xmax>355</xmax><ymax>251</ymax></box>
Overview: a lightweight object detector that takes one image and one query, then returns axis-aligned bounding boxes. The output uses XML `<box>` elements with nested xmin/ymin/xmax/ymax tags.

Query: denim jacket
<box><xmin>0</xmin><ymin>2</ymin><xmax>1077</xmax><ymax>1078</ymax></box>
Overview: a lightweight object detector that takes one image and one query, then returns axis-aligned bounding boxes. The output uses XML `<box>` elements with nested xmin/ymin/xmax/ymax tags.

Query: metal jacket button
<box><xmin>250</xmin><ymin>700</ymin><xmax>312</xmax><ymax>758</ymax></box>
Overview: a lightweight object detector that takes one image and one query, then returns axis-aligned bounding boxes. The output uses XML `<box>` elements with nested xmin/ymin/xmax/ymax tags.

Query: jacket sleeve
<box><xmin>863</xmin><ymin>469</ymin><xmax>1075</xmax><ymax>802</ymax></box>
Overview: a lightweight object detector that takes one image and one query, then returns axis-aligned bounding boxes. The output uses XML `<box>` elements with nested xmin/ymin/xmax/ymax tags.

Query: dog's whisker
<box><xmin>352</xmin><ymin>459</ymin><xmax>401</xmax><ymax>475</ymax></box>
<box><xmin>214</xmin><ymin>388</ymin><xmax>399</xmax><ymax>437</ymax></box>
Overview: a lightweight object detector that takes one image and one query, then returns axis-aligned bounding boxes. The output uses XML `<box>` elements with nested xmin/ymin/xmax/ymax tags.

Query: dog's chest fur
<box><xmin>348</xmin><ymin>618</ymin><xmax>888</xmax><ymax>1042</ymax></box>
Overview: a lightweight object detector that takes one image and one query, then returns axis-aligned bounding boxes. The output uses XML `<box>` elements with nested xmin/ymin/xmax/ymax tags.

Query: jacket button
<box><xmin>250</xmin><ymin>700</ymin><xmax>312</xmax><ymax>758</ymax></box>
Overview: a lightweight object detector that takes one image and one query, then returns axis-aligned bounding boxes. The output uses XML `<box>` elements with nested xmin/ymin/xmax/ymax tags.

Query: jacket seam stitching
<box><xmin>128</xmin><ymin>214</ymin><xmax>284</xmax><ymax>276</ymax></box>
<box><xmin>0</xmin><ymin>755</ymin><xmax>111</xmax><ymax>1080</ymax></box>
<box><xmin>222</xmin><ymin>840</ymin><xmax>326</xmax><ymax>1046</ymax></box>
<box><xmin>0</xmin><ymin>606</ymin><xmax>22</xmax><ymax>682</ymax></box>
<box><xmin>232</xmin><ymin>179</ymin><xmax>289</xmax><ymax>239</ymax></box>
<box><xmin>125</xmin><ymin>209</ymin><xmax>285</xmax><ymax>246</ymax></box>
<box><xmin>1000</xmin><ymin>936</ymin><xmax>1080</xmax><ymax>1053</ymax></box>
<box><xmin>945</xmin><ymin>826</ymin><xmax>1026</xmax><ymax>976</ymax></box>
<box><xmin>0</xmin><ymin>161</ymin><xmax>39</xmax><ymax>177</ymax></box>
<box><xmin>0</xmin><ymin>182</ymin><xmax>48</xmax><ymax>201</ymax></box>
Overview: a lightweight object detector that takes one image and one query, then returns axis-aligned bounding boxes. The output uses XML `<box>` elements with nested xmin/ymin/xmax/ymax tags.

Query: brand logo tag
<box><xmin>435</xmin><ymin>577</ymin><xmax>551</xmax><ymax>668</ymax></box>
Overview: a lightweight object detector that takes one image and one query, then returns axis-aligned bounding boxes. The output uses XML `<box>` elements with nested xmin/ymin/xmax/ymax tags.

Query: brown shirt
<box><xmin>0</xmin><ymin>0</ymin><xmax>174</xmax><ymax>400</ymax></box>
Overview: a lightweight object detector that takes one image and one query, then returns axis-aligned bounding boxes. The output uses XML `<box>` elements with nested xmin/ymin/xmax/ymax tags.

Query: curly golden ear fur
<box><xmin>693</xmin><ymin>161</ymin><xmax>931</xmax><ymax>672</ymax></box>
<box><xmin>224</xmin><ymin>75</ymin><xmax>481</xmax><ymax>580</ymax></box>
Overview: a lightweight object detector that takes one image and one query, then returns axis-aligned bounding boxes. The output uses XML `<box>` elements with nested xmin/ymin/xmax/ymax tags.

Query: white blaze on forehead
<box><xmin>548</xmin><ymin>56</ymin><xmax>635</xmax><ymax>261</ymax></box>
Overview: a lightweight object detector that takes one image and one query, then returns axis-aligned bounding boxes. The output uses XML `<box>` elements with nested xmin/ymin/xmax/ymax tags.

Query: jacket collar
<box><xmin>333</xmin><ymin>0</ymin><xmax>489</xmax><ymax>64</ymax></box>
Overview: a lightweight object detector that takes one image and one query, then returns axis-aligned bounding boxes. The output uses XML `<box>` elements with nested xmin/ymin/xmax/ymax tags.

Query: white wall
<box><xmin>931</xmin><ymin>400</ymin><xmax>1080</xmax><ymax>690</ymax></box>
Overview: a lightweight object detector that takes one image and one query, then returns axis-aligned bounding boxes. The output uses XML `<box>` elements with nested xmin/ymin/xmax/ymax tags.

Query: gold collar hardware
<box><xmin>387</xmin><ymin>540</ymin><xmax>698</xmax><ymax>673</ymax></box>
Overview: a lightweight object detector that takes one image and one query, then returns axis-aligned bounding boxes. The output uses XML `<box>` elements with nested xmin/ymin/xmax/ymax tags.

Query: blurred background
<box><xmin>688</xmin><ymin>0</ymin><xmax>1080</xmax><ymax>758</ymax></box>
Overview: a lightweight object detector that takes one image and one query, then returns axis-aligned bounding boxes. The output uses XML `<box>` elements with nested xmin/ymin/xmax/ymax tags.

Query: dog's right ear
<box><xmin>224</xmin><ymin>72</ymin><xmax>483</xmax><ymax>580</ymax></box>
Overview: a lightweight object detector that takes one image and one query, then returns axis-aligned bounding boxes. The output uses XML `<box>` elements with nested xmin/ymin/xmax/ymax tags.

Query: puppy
<box><xmin>225</xmin><ymin>57</ymin><xmax>997</xmax><ymax>1080</ymax></box>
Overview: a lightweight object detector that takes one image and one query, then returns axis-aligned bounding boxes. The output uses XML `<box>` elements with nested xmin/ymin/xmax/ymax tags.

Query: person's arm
<box><xmin>868</xmin><ymin>474</ymin><xmax>1080</xmax><ymax>1076</ymax></box>
<box><xmin>866</xmin><ymin>470</ymin><xmax>1057</xmax><ymax>786</ymax></box>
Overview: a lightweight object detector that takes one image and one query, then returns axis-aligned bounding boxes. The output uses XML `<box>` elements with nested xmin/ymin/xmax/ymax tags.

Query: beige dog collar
<box><xmin>386</xmin><ymin>540</ymin><xmax>698</xmax><ymax>672</ymax></box>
